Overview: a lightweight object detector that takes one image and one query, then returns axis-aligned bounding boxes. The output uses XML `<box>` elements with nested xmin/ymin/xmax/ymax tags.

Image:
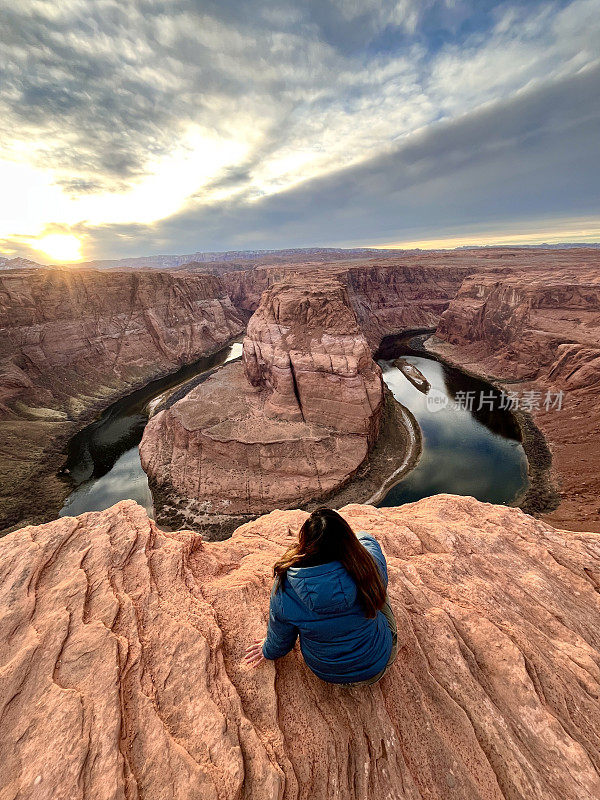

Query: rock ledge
<box><xmin>2</xmin><ymin>494</ymin><xmax>600</xmax><ymax>799</ymax></box>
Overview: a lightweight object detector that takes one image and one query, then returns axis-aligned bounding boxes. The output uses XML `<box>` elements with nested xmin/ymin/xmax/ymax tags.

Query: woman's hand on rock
<box><xmin>244</xmin><ymin>638</ymin><xmax>267</xmax><ymax>668</ymax></box>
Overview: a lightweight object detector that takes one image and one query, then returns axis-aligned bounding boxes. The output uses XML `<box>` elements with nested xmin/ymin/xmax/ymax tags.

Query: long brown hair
<box><xmin>273</xmin><ymin>507</ymin><xmax>386</xmax><ymax>618</ymax></box>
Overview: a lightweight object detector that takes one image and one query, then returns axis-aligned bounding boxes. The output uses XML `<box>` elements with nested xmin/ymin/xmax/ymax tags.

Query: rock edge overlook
<box><xmin>2</xmin><ymin>494</ymin><xmax>600</xmax><ymax>799</ymax></box>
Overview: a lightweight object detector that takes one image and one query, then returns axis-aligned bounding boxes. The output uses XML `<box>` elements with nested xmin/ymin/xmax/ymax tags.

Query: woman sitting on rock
<box><xmin>244</xmin><ymin>507</ymin><xmax>397</xmax><ymax>686</ymax></box>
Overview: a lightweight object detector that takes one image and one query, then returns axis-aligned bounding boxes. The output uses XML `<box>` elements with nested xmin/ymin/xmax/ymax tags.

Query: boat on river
<box><xmin>393</xmin><ymin>358</ymin><xmax>431</xmax><ymax>393</ymax></box>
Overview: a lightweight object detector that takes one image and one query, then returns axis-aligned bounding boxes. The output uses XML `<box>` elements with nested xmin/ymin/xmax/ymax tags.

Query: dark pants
<box><xmin>341</xmin><ymin>596</ymin><xmax>398</xmax><ymax>688</ymax></box>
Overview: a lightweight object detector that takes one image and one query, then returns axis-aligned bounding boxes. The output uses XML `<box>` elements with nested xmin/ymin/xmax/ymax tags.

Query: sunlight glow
<box><xmin>0</xmin><ymin>125</ymin><xmax>250</xmax><ymax>243</ymax></box>
<box><xmin>35</xmin><ymin>234</ymin><xmax>82</xmax><ymax>263</ymax></box>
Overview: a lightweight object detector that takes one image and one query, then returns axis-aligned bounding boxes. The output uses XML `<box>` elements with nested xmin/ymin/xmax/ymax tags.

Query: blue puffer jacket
<box><xmin>261</xmin><ymin>532</ymin><xmax>392</xmax><ymax>684</ymax></box>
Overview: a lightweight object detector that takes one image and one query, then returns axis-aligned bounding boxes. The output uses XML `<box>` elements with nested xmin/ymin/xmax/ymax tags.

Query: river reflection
<box><xmin>59</xmin><ymin>333</ymin><xmax>527</xmax><ymax>519</ymax></box>
<box><xmin>378</xmin><ymin>339</ymin><xmax>528</xmax><ymax>507</ymax></box>
<box><xmin>59</xmin><ymin>342</ymin><xmax>243</xmax><ymax>518</ymax></box>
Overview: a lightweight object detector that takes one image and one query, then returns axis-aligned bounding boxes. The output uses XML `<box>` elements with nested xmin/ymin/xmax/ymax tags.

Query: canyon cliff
<box><xmin>3</xmin><ymin>248</ymin><xmax>600</xmax><ymax>537</ymax></box>
<box><xmin>222</xmin><ymin>260</ymin><xmax>473</xmax><ymax>341</ymax></box>
<box><xmin>139</xmin><ymin>278</ymin><xmax>386</xmax><ymax>531</ymax></box>
<box><xmin>242</xmin><ymin>279</ymin><xmax>382</xmax><ymax>436</ymax></box>
<box><xmin>0</xmin><ymin>257</ymin><xmax>472</xmax><ymax>533</ymax></box>
<box><xmin>137</xmin><ymin>259</ymin><xmax>478</xmax><ymax>532</ymax></box>
<box><xmin>2</xmin><ymin>494</ymin><xmax>600</xmax><ymax>799</ymax></box>
<box><xmin>343</xmin><ymin>263</ymin><xmax>473</xmax><ymax>349</ymax></box>
<box><xmin>0</xmin><ymin>267</ymin><xmax>244</xmax><ymax>530</ymax></box>
<box><xmin>432</xmin><ymin>253</ymin><xmax>600</xmax><ymax>532</ymax></box>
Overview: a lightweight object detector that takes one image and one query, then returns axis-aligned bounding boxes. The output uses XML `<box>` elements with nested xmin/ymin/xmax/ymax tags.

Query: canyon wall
<box><xmin>2</xmin><ymin>494</ymin><xmax>600</xmax><ymax>799</ymax></box>
<box><xmin>4</xmin><ymin>248</ymin><xmax>597</xmax><ymax>535</ymax></box>
<box><xmin>343</xmin><ymin>263</ymin><xmax>473</xmax><ymax>349</ymax></box>
<box><xmin>222</xmin><ymin>261</ymin><xmax>474</xmax><ymax>344</ymax></box>
<box><xmin>221</xmin><ymin>249</ymin><xmax>575</xmax><ymax>346</ymax></box>
<box><xmin>0</xmin><ymin>267</ymin><xmax>245</xmax><ymax>530</ymax></box>
<box><xmin>140</xmin><ymin>278</ymin><xmax>385</xmax><ymax>530</ymax></box>
<box><xmin>222</xmin><ymin>266</ymin><xmax>300</xmax><ymax>314</ymax></box>
<box><xmin>0</xmin><ymin>257</ymin><xmax>471</xmax><ymax>533</ymax></box>
<box><xmin>242</xmin><ymin>279</ymin><xmax>382</xmax><ymax>437</ymax></box>
<box><xmin>432</xmin><ymin>256</ymin><xmax>600</xmax><ymax>532</ymax></box>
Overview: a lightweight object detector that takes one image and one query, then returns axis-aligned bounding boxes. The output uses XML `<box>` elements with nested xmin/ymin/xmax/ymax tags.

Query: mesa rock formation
<box><xmin>138</xmin><ymin>257</ymin><xmax>479</xmax><ymax>532</ymax></box>
<box><xmin>2</xmin><ymin>494</ymin><xmax>600</xmax><ymax>799</ymax></box>
<box><xmin>242</xmin><ymin>279</ymin><xmax>383</xmax><ymax>435</ymax></box>
<box><xmin>0</xmin><ymin>267</ymin><xmax>244</xmax><ymax>530</ymax></box>
<box><xmin>432</xmin><ymin>254</ymin><xmax>600</xmax><ymax>532</ymax></box>
<box><xmin>139</xmin><ymin>278</ymin><xmax>386</xmax><ymax>530</ymax></box>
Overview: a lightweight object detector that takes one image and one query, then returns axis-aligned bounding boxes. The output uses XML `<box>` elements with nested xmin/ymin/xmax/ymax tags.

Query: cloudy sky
<box><xmin>0</xmin><ymin>0</ymin><xmax>598</xmax><ymax>262</ymax></box>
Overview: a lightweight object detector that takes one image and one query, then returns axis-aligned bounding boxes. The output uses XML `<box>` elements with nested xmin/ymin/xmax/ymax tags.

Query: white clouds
<box><xmin>0</xmin><ymin>0</ymin><xmax>598</xmax><ymax>257</ymax></box>
<box><xmin>427</xmin><ymin>0</ymin><xmax>600</xmax><ymax>119</ymax></box>
<box><xmin>0</xmin><ymin>125</ymin><xmax>250</xmax><ymax>238</ymax></box>
<box><xmin>39</xmin><ymin>59</ymin><xmax>592</xmax><ymax>262</ymax></box>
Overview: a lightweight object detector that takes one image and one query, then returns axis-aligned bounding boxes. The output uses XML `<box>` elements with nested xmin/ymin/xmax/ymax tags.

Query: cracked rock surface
<box><xmin>140</xmin><ymin>278</ymin><xmax>384</xmax><ymax>522</ymax></box>
<box><xmin>2</xmin><ymin>494</ymin><xmax>600</xmax><ymax>799</ymax></box>
<box><xmin>0</xmin><ymin>267</ymin><xmax>244</xmax><ymax>530</ymax></box>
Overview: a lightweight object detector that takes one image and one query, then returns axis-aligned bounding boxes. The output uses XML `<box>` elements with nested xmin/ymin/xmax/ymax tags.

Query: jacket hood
<box><xmin>285</xmin><ymin>561</ymin><xmax>357</xmax><ymax>614</ymax></box>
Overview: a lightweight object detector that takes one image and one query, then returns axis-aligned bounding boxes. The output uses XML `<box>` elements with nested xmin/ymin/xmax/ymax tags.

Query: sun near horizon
<box><xmin>34</xmin><ymin>233</ymin><xmax>82</xmax><ymax>264</ymax></box>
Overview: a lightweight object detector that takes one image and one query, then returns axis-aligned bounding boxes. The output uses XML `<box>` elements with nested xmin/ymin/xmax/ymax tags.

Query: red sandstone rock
<box><xmin>140</xmin><ymin>278</ymin><xmax>384</xmax><ymax>524</ymax></box>
<box><xmin>0</xmin><ymin>267</ymin><xmax>244</xmax><ymax>530</ymax></box>
<box><xmin>140</xmin><ymin>359</ymin><xmax>371</xmax><ymax>520</ymax></box>
<box><xmin>0</xmin><ymin>268</ymin><xmax>244</xmax><ymax>408</ymax></box>
<box><xmin>242</xmin><ymin>279</ymin><xmax>382</xmax><ymax>436</ymax></box>
<box><xmin>222</xmin><ymin>265</ymin><xmax>299</xmax><ymax>314</ymax></box>
<box><xmin>432</xmin><ymin>253</ymin><xmax>600</xmax><ymax>532</ymax></box>
<box><xmin>223</xmin><ymin>260</ymin><xmax>474</xmax><ymax>345</ymax></box>
<box><xmin>4</xmin><ymin>247</ymin><xmax>600</xmax><ymax>536</ymax></box>
<box><xmin>2</xmin><ymin>494</ymin><xmax>600</xmax><ymax>799</ymax></box>
<box><xmin>0</xmin><ymin>255</ymin><xmax>467</xmax><ymax>532</ymax></box>
<box><xmin>343</xmin><ymin>263</ymin><xmax>473</xmax><ymax>349</ymax></box>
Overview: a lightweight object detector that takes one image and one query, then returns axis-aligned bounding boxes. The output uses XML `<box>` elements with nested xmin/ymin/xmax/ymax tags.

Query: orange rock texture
<box><xmin>0</xmin><ymin>267</ymin><xmax>244</xmax><ymax>529</ymax></box>
<box><xmin>432</xmin><ymin>251</ymin><xmax>600</xmax><ymax>532</ymax></box>
<box><xmin>0</xmin><ymin>268</ymin><xmax>244</xmax><ymax>414</ymax></box>
<box><xmin>2</xmin><ymin>494</ymin><xmax>600</xmax><ymax>799</ymax></box>
<box><xmin>140</xmin><ymin>278</ymin><xmax>384</xmax><ymax>525</ymax></box>
<box><xmin>222</xmin><ymin>260</ymin><xmax>473</xmax><ymax>341</ymax></box>
<box><xmin>242</xmin><ymin>279</ymin><xmax>382</xmax><ymax>434</ymax></box>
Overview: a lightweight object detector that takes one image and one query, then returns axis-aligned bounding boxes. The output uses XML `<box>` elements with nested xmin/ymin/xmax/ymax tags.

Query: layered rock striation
<box><xmin>0</xmin><ymin>267</ymin><xmax>244</xmax><ymax>530</ymax></box>
<box><xmin>242</xmin><ymin>280</ymin><xmax>383</xmax><ymax>436</ymax></box>
<box><xmin>140</xmin><ymin>278</ymin><xmax>385</xmax><ymax>529</ymax></box>
<box><xmin>222</xmin><ymin>265</ymin><xmax>301</xmax><ymax>315</ymax></box>
<box><xmin>2</xmin><ymin>494</ymin><xmax>600</xmax><ymax>799</ymax></box>
<box><xmin>343</xmin><ymin>263</ymin><xmax>473</xmax><ymax>349</ymax></box>
<box><xmin>432</xmin><ymin>256</ymin><xmax>600</xmax><ymax>532</ymax></box>
<box><xmin>6</xmin><ymin>247</ymin><xmax>598</xmax><ymax>535</ymax></box>
<box><xmin>222</xmin><ymin>260</ymin><xmax>474</xmax><ymax>341</ymax></box>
